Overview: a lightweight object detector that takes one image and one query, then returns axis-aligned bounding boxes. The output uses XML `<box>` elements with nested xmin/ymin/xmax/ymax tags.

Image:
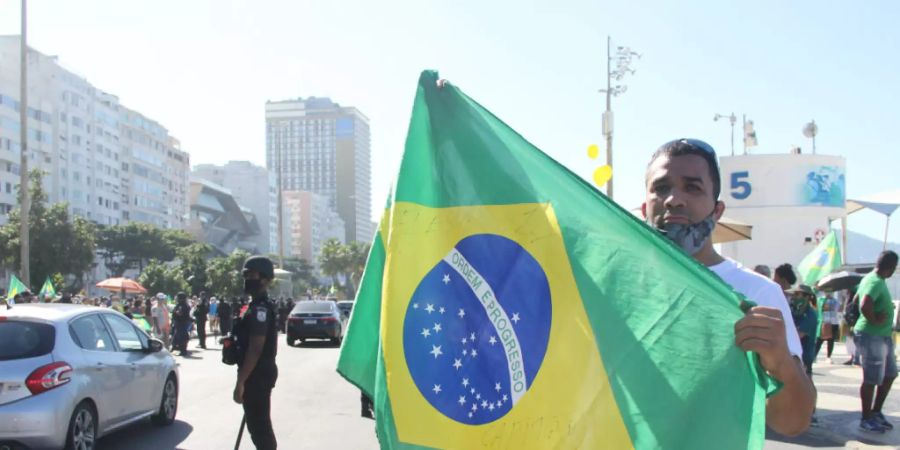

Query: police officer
<box><xmin>171</xmin><ymin>293</ymin><xmax>192</xmax><ymax>356</ymax></box>
<box><xmin>232</xmin><ymin>256</ymin><xmax>278</xmax><ymax>449</ymax></box>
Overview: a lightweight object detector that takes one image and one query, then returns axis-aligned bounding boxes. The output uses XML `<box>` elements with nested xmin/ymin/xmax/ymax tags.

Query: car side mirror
<box><xmin>146</xmin><ymin>338</ymin><xmax>164</xmax><ymax>353</ymax></box>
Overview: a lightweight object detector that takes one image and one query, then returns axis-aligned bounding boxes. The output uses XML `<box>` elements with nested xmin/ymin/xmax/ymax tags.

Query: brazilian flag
<box><xmin>39</xmin><ymin>277</ymin><xmax>56</xmax><ymax>299</ymax></box>
<box><xmin>337</xmin><ymin>71</ymin><xmax>770</xmax><ymax>449</ymax></box>
<box><xmin>6</xmin><ymin>275</ymin><xmax>28</xmax><ymax>304</ymax></box>
<box><xmin>797</xmin><ymin>230</ymin><xmax>842</xmax><ymax>287</ymax></box>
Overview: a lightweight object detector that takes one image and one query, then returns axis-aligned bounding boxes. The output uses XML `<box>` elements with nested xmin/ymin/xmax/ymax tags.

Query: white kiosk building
<box><xmin>718</xmin><ymin>152</ymin><xmax>846</xmax><ymax>271</ymax></box>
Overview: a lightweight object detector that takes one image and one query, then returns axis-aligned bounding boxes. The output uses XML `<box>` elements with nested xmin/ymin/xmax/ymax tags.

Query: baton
<box><xmin>234</xmin><ymin>414</ymin><xmax>246</xmax><ymax>450</ymax></box>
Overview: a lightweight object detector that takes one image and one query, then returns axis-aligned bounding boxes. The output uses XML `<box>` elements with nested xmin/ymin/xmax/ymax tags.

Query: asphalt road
<box><xmin>97</xmin><ymin>336</ymin><xmax>379</xmax><ymax>450</ymax></box>
<box><xmin>94</xmin><ymin>334</ymin><xmax>899</xmax><ymax>449</ymax></box>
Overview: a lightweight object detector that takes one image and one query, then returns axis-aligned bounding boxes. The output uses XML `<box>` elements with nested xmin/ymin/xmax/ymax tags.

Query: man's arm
<box><xmin>859</xmin><ymin>295</ymin><xmax>886</xmax><ymax>324</ymax></box>
<box><xmin>735</xmin><ymin>306</ymin><xmax>816</xmax><ymax>436</ymax></box>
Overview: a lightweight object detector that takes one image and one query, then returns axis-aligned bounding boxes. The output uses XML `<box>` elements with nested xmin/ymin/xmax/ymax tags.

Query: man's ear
<box><xmin>640</xmin><ymin>202</ymin><xmax>648</xmax><ymax>219</ymax></box>
<box><xmin>713</xmin><ymin>200</ymin><xmax>725</xmax><ymax>222</ymax></box>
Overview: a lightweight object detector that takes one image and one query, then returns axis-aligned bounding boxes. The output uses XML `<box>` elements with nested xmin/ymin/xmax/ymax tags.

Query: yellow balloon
<box><xmin>587</xmin><ymin>144</ymin><xmax>600</xmax><ymax>160</ymax></box>
<box><xmin>593</xmin><ymin>165</ymin><xmax>613</xmax><ymax>187</ymax></box>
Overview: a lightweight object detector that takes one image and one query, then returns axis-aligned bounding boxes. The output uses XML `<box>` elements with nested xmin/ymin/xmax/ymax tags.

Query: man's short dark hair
<box><xmin>647</xmin><ymin>139</ymin><xmax>721</xmax><ymax>200</ymax></box>
<box><xmin>775</xmin><ymin>263</ymin><xmax>797</xmax><ymax>286</ymax></box>
<box><xmin>877</xmin><ymin>250</ymin><xmax>899</xmax><ymax>271</ymax></box>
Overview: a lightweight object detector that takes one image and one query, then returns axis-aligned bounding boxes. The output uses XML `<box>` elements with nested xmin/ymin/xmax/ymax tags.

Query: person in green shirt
<box><xmin>854</xmin><ymin>250</ymin><xmax>898</xmax><ymax>433</ymax></box>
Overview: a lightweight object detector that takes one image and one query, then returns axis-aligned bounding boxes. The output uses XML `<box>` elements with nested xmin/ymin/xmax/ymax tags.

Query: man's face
<box><xmin>642</xmin><ymin>154</ymin><xmax>722</xmax><ymax>228</ymax></box>
<box><xmin>880</xmin><ymin>263</ymin><xmax>897</xmax><ymax>279</ymax></box>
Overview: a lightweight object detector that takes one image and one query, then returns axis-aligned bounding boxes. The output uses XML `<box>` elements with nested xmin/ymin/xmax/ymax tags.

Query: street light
<box><xmin>598</xmin><ymin>36</ymin><xmax>640</xmax><ymax>200</ymax></box>
<box><xmin>713</xmin><ymin>113</ymin><xmax>737</xmax><ymax>156</ymax></box>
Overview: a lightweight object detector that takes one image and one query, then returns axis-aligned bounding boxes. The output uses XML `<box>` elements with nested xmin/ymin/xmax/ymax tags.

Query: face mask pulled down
<box><xmin>650</xmin><ymin>213</ymin><xmax>716</xmax><ymax>256</ymax></box>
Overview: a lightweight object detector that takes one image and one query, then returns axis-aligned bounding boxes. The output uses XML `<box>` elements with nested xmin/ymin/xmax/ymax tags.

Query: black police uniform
<box><xmin>235</xmin><ymin>294</ymin><xmax>278</xmax><ymax>449</ymax></box>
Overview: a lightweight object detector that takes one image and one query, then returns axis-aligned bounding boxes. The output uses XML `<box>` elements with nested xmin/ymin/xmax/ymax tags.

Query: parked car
<box><xmin>336</xmin><ymin>300</ymin><xmax>354</xmax><ymax>319</ymax></box>
<box><xmin>0</xmin><ymin>304</ymin><xmax>179</xmax><ymax>450</ymax></box>
<box><xmin>286</xmin><ymin>301</ymin><xmax>345</xmax><ymax>346</ymax></box>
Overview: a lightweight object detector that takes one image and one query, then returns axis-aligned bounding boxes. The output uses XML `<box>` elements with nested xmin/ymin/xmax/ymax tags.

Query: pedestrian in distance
<box><xmin>641</xmin><ymin>138</ymin><xmax>815</xmax><ymax>436</ymax></box>
<box><xmin>171</xmin><ymin>292</ymin><xmax>192</xmax><ymax>356</ymax></box>
<box><xmin>218</xmin><ymin>297</ymin><xmax>233</xmax><ymax>336</ymax></box>
<box><xmin>815</xmin><ymin>290</ymin><xmax>841</xmax><ymax>362</ymax></box>
<box><xmin>232</xmin><ymin>256</ymin><xmax>279</xmax><ymax>450</ymax></box>
<box><xmin>194</xmin><ymin>291</ymin><xmax>210</xmax><ymax>349</ymax></box>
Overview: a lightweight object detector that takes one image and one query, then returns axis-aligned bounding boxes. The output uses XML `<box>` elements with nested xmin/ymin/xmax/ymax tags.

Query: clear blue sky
<box><xmin>2</xmin><ymin>0</ymin><xmax>898</xmax><ymax>242</ymax></box>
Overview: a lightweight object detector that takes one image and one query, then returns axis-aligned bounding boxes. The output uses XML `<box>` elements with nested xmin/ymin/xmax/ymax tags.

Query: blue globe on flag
<box><xmin>403</xmin><ymin>234</ymin><xmax>552</xmax><ymax>425</ymax></box>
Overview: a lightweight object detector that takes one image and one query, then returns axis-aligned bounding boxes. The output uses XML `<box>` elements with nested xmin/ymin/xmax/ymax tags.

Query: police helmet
<box><xmin>243</xmin><ymin>255</ymin><xmax>275</xmax><ymax>280</ymax></box>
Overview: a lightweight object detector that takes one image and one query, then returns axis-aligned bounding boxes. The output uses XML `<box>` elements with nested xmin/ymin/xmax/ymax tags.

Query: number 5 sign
<box><xmin>730</xmin><ymin>171</ymin><xmax>752</xmax><ymax>200</ymax></box>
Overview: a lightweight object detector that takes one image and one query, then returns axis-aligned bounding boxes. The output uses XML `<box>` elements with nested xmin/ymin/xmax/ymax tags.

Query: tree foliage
<box><xmin>317</xmin><ymin>239</ymin><xmax>371</xmax><ymax>298</ymax></box>
<box><xmin>0</xmin><ymin>170</ymin><xmax>96</xmax><ymax>291</ymax></box>
<box><xmin>205</xmin><ymin>249</ymin><xmax>250</xmax><ymax>299</ymax></box>
<box><xmin>177</xmin><ymin>243</ymin><xmax>213</xmax><ymax>295</ymax></box>
<box><xmin>138</xmin><ymin>259</ymin><xmax>188</xmax><ymax>297</ymax></box>
<box><xmin>96</xmin><ymin>223</ymin><xmax>197</xmax><ymax>276</ymax></box>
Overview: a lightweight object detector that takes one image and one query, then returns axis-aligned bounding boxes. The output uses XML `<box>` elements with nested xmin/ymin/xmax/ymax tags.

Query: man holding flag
<box><xmin>338</xmin><ymin>72</ymin><xmax>814</xmax><ymax>449</ymax></box>
<box><xmin>641</xmin><ymin>138</ymin><xmax>815</xmax><ymax>435</ymax></box>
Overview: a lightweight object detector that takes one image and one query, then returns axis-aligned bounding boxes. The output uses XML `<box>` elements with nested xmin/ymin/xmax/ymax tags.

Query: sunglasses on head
<box><xmin>670</xmin><ymin>138</ymin><xmax>717</xmax><ymax>157</ymax></box>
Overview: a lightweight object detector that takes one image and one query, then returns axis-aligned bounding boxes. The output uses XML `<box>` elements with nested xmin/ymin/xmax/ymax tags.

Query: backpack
<box><xmin>843</xmin><ymin>294</ymin><xmax>860</xmax><ymax>328</ymax></box>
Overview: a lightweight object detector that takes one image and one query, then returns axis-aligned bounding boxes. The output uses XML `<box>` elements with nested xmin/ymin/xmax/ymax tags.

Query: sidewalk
<box><xmin>765</xmin><ymin>341</ymin><xmax>900</xmax><ymax>449</ymax></box>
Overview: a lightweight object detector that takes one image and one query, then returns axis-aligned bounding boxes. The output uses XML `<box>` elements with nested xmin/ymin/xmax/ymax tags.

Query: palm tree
<box><xmin>344</xmin><ymin>241</ymin><xmax>371</xmax><ymax>298</ymax></box>
<box><xmin>319</xmin><ymin>238</ymin><xmax>347</xmax><ymax>291</ymax></box>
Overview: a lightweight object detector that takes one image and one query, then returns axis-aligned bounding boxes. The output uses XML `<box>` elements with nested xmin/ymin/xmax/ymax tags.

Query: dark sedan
<box><xmin>286</xmin><ymin>301</ymin><xmax>345</xmax><ymax>346</ymax></box>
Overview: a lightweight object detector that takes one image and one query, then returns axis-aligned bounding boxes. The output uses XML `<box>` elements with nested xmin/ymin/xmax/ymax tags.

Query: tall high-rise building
<box><xmin>283</xmin><ymin>190</ymin><xmax>345</xmax><ymax>265</ymax></box>
<box><xmin>0</xmin><ymin>36</ymin><xmax>189</xmax><ymax>229</ymax></box>
<box><xmin>265</xmin><ymin>97</ymin><xmax>372</xmax><ymax>244</ymax></box>
<box><xmin>192</xmin><ymin>161</ymin><xmax>281</xmax><ymax>254</ymax></box>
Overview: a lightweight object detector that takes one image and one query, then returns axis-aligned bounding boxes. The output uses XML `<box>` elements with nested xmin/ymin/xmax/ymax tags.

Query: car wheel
<box><xmin>151</xmin><ymin>374</ymin><xmax>178</xmax><ymax>426</ymax></box>
<box><xmin>286</xmin><ymin>337</ymin><xmax>296</xmax><ymax>347</ymax></box>
<box><xmin>331</xmin><ymin>336</ymin><xmax>343</xmax><ymax>346</ymax></box>
<box><xmin>65</xmin><ymin>401</ymin><xmax>97</xmax><ymax>450</ymax></box>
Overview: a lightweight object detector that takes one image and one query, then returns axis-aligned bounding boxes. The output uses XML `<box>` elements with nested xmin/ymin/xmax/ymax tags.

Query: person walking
<box><xmin>218</xmin><ymin>298</ymin><xmax>233</xmax><ymax>336</ymax></box>
<box><xmin>816</xmin><ymin>291</ymin><xmax>841</xmax><ymax>362</ymax></box>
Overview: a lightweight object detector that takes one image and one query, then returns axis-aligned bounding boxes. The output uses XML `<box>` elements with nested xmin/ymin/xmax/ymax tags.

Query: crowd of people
<box><xmin>753</xmin><ymin>251</ymin><xmax>899</xmax><ymax>433</ymax></box>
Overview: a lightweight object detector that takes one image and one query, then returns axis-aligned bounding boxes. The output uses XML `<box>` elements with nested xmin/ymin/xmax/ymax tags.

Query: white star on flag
<box><xmin>470</xmin><ymin>388</ymin><xmax>475</xmax><ymax>394</ymax></box>
<box><xmin>461</xmin><ymin>337</ymin><xmax>467</xmax><ymax>344</ymax></box>
<box><xmin>476</xmin><ymin>393</ymin><xmax>481</xmax><ymax>400</ymax></box>
<box><xmin>470</xmin><ymin>332</ymin><xmax>476</xmax><ymax>341</ymax></box>
<box><xmin>433</xmin><ymin>384</ymin><xmax>442</xmax><ymax>394</ymax></box>
<box><xmin>495</xmin><ymin>382</ymin><xmax>501</xmax><ymax>392</ymax></box>
<box><xmin>481</xmin><ymin>400</ymin><xmax>488</xmax><ymax>408</ymax></box>
<box><xmin>471</xmin><ymin>349</ymin><xmax>478</xmax><ymax>358</ymax></box>
<box><xmin>502</xmin><ymin>394</ymin><xmax>508</xmax><ymax>402</ymax></box>
<box><xmin>413</xmin><ymin>303</ymin><xmax>419</xmax><ymax>309</ymax></box>
<box><xmin>458</xmin><ymin>308</ymin><xmax>465</xmax><ymax>318</ymax></box>
<box><xmin>425</xmin><ymin>304</ymin><xmax>435</xmax><ymax>314</ymax></box>
<box><xmin>512</xmin><ymin>312</ymin><xmax>521</xmax><ymax>324</ymax></box>
<box><xmin>489</xmin><ymin>335</ymin><xmax>497</xmax><ymax>345</ymax></box>
<box><xmin>471</xmin><ymin>403</ymin><xmax>478</xmax><ymax>411</ymax></box>
<box><xmin>462</xmin><ymin>378</ymin><xmax>469</xmax><ymax>387</ymax></box>
<box><xmin>439</xmin><ymin>307</ymin><xmax>446</xmax><ymax>314</ymax></box>
<box><xmin>453</xmin><ymin>359</ymin><xmax>462</xmax><ymax>370</ymax></box>
<box><xmin>433</xmin><ymin>323</ymin><xmax>442</xmax><ymax>333</ymax></box>
<box><xmin>421</xmin><ymin>328</ymin><xmax>431</xmax><ymax>338</ymax></box>
<box><xmin>430</xmin><ymin>345</ymin><xmax>443</xmax><ymax>358</ymax></box>
<box><xmin>458</xmin><ymin>396</ymin><xmax>466</xmax><ymax>405</ymax></box>
<box><xmin>489</xmin><ymin>403</ymin><xmax>495</xmax><ymax>411</ymax></box>
<box><xmin>443</xmin><ymin>274</ymin><xmax>450</xmax><ymax>284</ymax></box>
<box><xmin>462</xmin><ymin>349</ymin><xmax>468</xmax><ymax>356</ymax></box>
<box><xmin>468</xmin><ymin>412</ymin><xmax>473</xmax><ymax>418</ymax></box>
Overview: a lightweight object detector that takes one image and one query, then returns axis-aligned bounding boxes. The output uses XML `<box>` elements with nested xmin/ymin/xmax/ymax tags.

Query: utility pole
<box><xmin>19</xmin><ymin>0</ymin><xmax>30</xmax><ymax>287</ymax></box>
<box><xmin>277</xmin><ymin>142</ymin><xmax>285</xmax><ymax>268</ymax></box>
<box><xmin>599</xmin><ymin>36</ymin><xmax>639</xmax><ymax>200</ymax></box>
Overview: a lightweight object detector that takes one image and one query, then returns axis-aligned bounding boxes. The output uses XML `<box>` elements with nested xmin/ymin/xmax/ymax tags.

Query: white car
<box><xmin>0</xmin><ymin>304</ymin><xmax>179</xmax><ymax>450</ymax></box>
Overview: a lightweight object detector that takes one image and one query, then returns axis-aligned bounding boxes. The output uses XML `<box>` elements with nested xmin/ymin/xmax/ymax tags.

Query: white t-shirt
<box><xmin>709</xmin><ymin>258</ymin><xmax>803</xmax><ymax>358</ymax></box>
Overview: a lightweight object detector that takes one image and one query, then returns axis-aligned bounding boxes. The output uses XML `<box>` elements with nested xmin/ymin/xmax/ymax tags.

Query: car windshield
<box><xmin>293</xmin><ymin>302</ymin><xmax>334</xmax><ymax>314</ymax></box>
<box><xmin>0</xmin><ymin>321</ymin><xmax>55</xmax><ymax>361</ymax></box>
